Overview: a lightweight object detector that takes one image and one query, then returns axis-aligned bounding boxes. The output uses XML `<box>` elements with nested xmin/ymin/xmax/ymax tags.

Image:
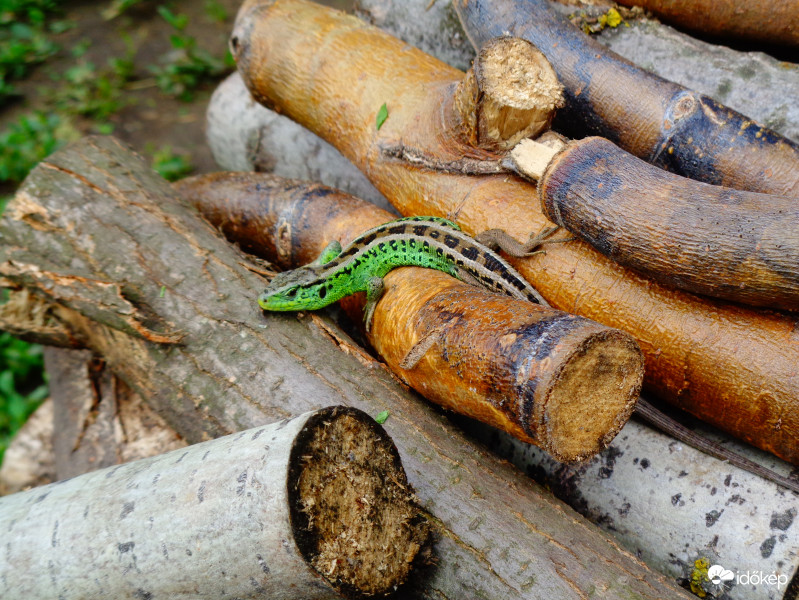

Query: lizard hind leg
<box><xmin>474</xmin><ymin>225</ymin><xmax>573</xmax><ymax>257</ymax></box>
<box><xmin>311</xmin><ymin>240</ymin><xmax>343</xmax><ymax>266</ymax></box>
<box><xmin>362</xmin><ymin>276</ymin><xmax>385</xmax><ymax>333</ymax></box>
<box><xmin>454</xmin><ymin>266</ymin><xmax>482</xmax><ymax>288</ymax></box>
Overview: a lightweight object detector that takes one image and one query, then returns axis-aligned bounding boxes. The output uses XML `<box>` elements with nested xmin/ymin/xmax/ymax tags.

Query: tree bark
<box><xmin>0</xmin><ymin>399</ymin><xmax>55</xmax><ymax>495</ymax></box>
<box><xmin>45</xmin><ymin>347</ymin><xmax>187</xmax><ymax>480</ymax></box>
<box><xmin>206</xmin><ymin>72</ymin><xmax>391</xmax><ymax>212</ymax></box>
<box><xmin>0</xmin><ymin>136</ymin><xmax>689</xmax><ymax>598</ymax></box>
<box><xmin>230</xmin><ymin>0</ymin><xmax>799</xmax><ymax>464</ymax></box>
<box><xmin>536</xmin><ymin>136</ymin><xmax>799</xmax><ymax>310</ymax></box>
<box><xmin>0</xmin><ymin>406</ymin><xmax>428</xmax><ymax>599</ymax></box>
<box><xmin>613</xmin><ymin>0</ymin><xmax>799</xmax><ymax>47</ymax></box>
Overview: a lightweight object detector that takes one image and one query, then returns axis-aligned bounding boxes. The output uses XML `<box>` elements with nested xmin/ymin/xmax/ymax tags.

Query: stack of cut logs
<box><xmin>0</xmin><ymin>0</ymin><xmax>797</xmax><ymax>599</ymax></box>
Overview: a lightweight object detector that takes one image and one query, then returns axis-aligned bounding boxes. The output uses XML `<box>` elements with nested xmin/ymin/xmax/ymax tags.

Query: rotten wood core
<box><xmin>289</xmin><ymin>409</ymin><xmax>429</xmax><ymax>597</ymax></box>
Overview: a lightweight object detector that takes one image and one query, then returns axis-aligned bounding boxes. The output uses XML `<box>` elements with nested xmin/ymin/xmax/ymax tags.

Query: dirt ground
<box><xmin>1</xmin><ymin>0</ymin><xmax>352</xmax><ymax>188</ymax></box>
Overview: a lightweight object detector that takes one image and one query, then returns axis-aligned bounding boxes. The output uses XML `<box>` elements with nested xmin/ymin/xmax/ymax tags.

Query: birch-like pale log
<box><xmin>0</xmin><ymin>136</ymin><xmax>689</xmax><ymax>598</ymax></box>
<box><xmin>461</xmin><ymin>415</ymin><xmax>799</xmax><ymax>600</ymax></box>
<box><xmin>0</xmin><ymin>406</ymin><xmax>427</xmax><ymax>599</ymax></box>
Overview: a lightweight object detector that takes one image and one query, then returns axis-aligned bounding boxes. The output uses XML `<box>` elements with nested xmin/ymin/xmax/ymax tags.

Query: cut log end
<box><xmin>506</xmin><ymin>138</ymin><xmax>562</xmax><ymax>181</ymax></box>
<box><xmin>542</xmin><ymin>329</ymin><xmax>644</xmax><ymax>462</ymax></box>
<box><xmin>455</xmin><ymin>36</ymin><xmax>564</xmax><ymax>151</ymax></box>
<box><xmin>288</xmin><ymin>406</ymin><xmax>430</xmax><ymax>598</ymax></box>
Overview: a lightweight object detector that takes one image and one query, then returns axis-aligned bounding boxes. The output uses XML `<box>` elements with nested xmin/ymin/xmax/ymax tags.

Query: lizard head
<box><xmin>258</xmin><ymin>265</ymin><xmax>330</xmax><ymax>311</ymax></box>
<box><xmin>258</xmin><ymin>239</ymin><xmax>344</xmax><ymax>312</ymax></box>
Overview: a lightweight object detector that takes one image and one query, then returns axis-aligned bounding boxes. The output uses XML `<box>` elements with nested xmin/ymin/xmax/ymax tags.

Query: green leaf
<box><xmin>375</xmin><ymin>410</ymin><xmax>389</xmax><ymax>424</ymax></box>
<box><xmin>151</xmin><ymin>145</ymin><xmax>193</xmax><ymax>181</ymax></box>
<box><xmin>157</xmin><ymin>5</ymin><xmax>188</xmax><ymax>31</ymax></box>
<box><xmin>204</xmin><ymin>0</ymin><xmax>228</xmax><ymax>23</ymax></box>
<box><xmin>375</xmin><ymin>102</ymin><xmax>388</xmax><ymax>130</ymax></box>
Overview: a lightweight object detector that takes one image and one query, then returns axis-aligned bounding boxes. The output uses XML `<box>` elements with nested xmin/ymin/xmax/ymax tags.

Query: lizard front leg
<box><xmin>311</xmin><ymin>240</ymin><xmax>343</xmax><ymax>265</ymax></box>
<box><xmin>363</xmin><ymin>276</ymin><xmax>385</xmax><ymax>333</ymax></box>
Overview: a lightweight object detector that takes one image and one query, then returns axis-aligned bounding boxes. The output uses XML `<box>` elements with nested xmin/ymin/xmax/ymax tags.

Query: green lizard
<box><xmin>257</xmin><ymin>216</ymin><xmax>552</xmax><ymax>332</ymax></box>
<box><xmin>257</xmin><ymin>217</ymin><xmax>799</xmax><ymax>493</ymax></box>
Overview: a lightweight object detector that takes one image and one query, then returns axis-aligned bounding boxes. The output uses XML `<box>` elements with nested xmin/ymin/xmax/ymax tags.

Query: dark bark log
<box><xmin>537</xmin><ymin>136</ymin><xmax>799</xmax><ymax>309</ymax></box>
<box><xmin>614</xmin><ymin>0</ymin><xmax>799</xmax><ymax>47</ymax></box>
<box><xmin>453</xmin><ymin>0</ymin><xmax>799</xmax><ymax>197</ymax></box>
<box><xmin>0</xmin><ymin>136</ymin><xmax>688</xmax><ymax>598</ymax></box>
<box><xmin>354</xmin><ymin>0</ymin><xmax>799</xmax><ymax>143</ymax></box>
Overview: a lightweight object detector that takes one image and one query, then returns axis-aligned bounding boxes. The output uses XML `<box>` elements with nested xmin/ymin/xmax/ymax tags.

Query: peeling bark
<box><xmin>45</xmin><ymin>347</ymin><xmax>187</xmax><ymax>480</ymax></box>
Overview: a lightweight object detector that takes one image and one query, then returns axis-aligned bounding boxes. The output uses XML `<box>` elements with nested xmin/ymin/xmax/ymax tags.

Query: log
<box><xmin>0</xmin><ymin>136</ymin><xmax>688</xmax><ymax>598</ymax></box>
<box><xmin>175</xmin><ymin>171</ymin><xmax>644</xmax><ymax>462</ymax></box>
<box><xmin>0</xmin><ymin>399</ymin><xmax>55</xmax><ymax>496</ymax></box>
<box><xmin>453</xmin><ymin>0</ymin><xmax>799</xmax><ymax>197</ymax></box>
<box><xmin>231</xmin><ymin>0</ymin><xmax>799</xmax><ymax>463</ymax></box>
<box><xmin>0</xmin><ymin>406</ymin><xmax>429</xmax><ymax>599</ymax></box>
<box><xmin>460</xmin><ymin>414</ymin><xmax>799</xmax><ymax>600</ymax></box>
<box><xmin>205</xmin><ymin>74</ymin><xmax>799</xmax><ymax>600</ymax></box>
<box><xmin>614</xmin><ymin>0</ymin><xmax>799</xmax><ymax>47</ymax></box>
<box><xmin>452</xmin><ymin>36</ymin><xmax>563</xmax><ymax>151</ymax></box>
<box><xmin>510</xmin><ymin>136</ymin><xmax>799</xmax><ymax>310</ymax></box>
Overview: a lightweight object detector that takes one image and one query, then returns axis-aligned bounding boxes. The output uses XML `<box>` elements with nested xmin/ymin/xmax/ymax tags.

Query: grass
<box><xmin>0</xmin><ymin>0</ymin><xmax>62</xmax><ymax>104</ymax></box>
<box><xmin>151</xmin><ymin>144</ymin><xmax>194</xmax><ymax>181</ymax></box>
<box><xmin>0</xmin><ymin>111</ymin><xmax>75</xmax><ymax>184</ymax></box>
<box><xmin>0</xmin><ymin>332</ymin><xmax>47</xmax><ymax>463</ymax></box>
<box><xmin>149</xmin><ymin>6</ymin><xmax>233</xmax><ymax>102</ymax></box>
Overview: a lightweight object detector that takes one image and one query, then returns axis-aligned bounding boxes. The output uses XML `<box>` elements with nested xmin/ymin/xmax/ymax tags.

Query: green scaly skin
<box><xmin>257</xmin><ymin>216</ymin><xmax>547</xmax><ymax>331</ymax></box>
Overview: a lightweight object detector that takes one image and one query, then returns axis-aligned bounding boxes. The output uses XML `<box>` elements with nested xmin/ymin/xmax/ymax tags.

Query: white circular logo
<box><xmin>708</xmin><ymin>564</ymin><xmax>735</xmax><ymax>585</ymax></box>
